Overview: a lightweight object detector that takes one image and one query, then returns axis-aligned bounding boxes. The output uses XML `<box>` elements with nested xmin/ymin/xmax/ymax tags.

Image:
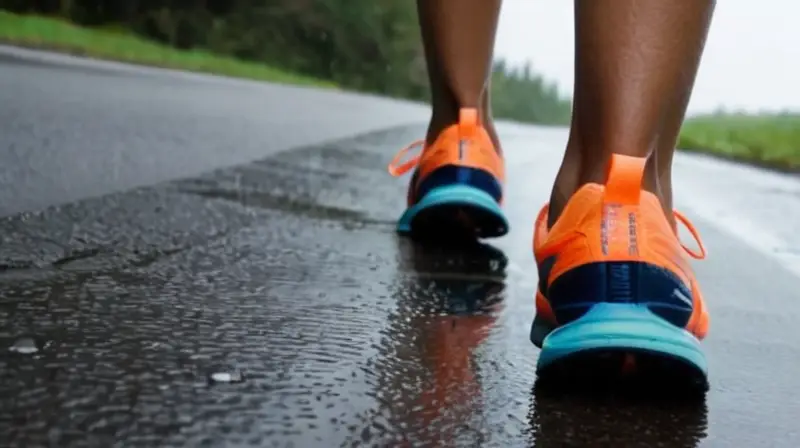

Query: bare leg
<box><xmin>549</xmin><ymin>0</ymin><xmax>715</xmax><ymax>227</ymax></box>
<box><xmin>652</xmin><ymin>68</ymin><xmax>701</xmax><ymax>215</ymax></box>
<box><xmin>417</xmin><ymin>0</ymin><xmax>503</xmax><ymax>151</ymax></box>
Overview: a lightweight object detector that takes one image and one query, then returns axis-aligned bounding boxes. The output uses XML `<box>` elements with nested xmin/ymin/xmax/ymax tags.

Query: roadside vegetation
<box><xmin>0</xmin><ymin>1</ymin><xmax>796</xmax><ymax>170</ymax></box>
<box><xmin>678</xmin><ymin>112</ymin><xmax>800</xmax><ymax>171</ymax></box>
<box><xmin>0</xmin><ymin>11</ymin><xmax>328</xmax><ymax>87</ymax></box>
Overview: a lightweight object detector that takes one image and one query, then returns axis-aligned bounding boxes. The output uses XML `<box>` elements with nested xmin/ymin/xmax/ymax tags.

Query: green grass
<box><xmin>678</xmin><ymin>113</ymin><xmax>800</xmax><ymax>171</ymax></box>
<box><xmin>0</xmin><ymin>10</ymin><xmax>332</xmax><ymax>88</ymax></box>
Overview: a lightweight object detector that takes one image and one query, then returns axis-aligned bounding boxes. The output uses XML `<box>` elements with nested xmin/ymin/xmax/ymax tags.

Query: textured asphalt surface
<box><xmin>2</xmin><ymin>47</ymin><xmax>800</xmax><ymax>447</ymax></box>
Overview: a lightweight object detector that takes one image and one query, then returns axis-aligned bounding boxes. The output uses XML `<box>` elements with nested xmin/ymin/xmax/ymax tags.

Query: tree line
<box><xmin>3</xmin><ymin>0</ymin><xmax>572</xmax><ymax>125</ymax></box>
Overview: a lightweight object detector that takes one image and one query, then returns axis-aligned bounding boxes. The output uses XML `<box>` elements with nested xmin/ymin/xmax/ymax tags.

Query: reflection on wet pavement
<box><xmin>377</xmin><ymin>241</ymin><xmax>507</xmax><ymax>446</ymax></box>
<box><xmin>1</xmin><ymin>126</ymin><xmax>800</xmax><ymax>447</ymax></box>
<box><xmin>529</xmin><ymin>385</ymin><xmax>708</xmax><ymax>447</ymax></box>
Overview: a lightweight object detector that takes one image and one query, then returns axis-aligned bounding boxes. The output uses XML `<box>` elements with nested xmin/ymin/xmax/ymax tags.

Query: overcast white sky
<box><xmin>494</xmin><ymin>0</ymin><xmax>800</xmax><ymax>114</ymax></box>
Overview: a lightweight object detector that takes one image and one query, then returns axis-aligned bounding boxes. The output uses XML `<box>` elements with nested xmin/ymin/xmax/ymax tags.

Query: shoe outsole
<box><xmin>533</xmin><ymin>303</ymin><xmax>709</xmax><ymax>395</ymax></box>
<box><xmin>396</xmin><ymin>184</ymin><xmax>508</xmax><ymax>240</ymax></box>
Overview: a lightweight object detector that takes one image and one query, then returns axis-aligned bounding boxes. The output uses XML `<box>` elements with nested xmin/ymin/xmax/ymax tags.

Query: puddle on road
<box><xmin>361</xmin><ymin>238</ymin><xmax>512</xmax><ymax>445</ymax></box>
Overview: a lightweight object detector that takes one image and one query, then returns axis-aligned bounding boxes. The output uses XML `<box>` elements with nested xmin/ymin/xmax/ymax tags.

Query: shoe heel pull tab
<box><xmin>458</xmin><ymin>108</ymin><xmax>479</xmax><ymax>135</ymax></box>
<box><xmin>604</xmin><ymin>154</ymin><xmax>646</xmax><ymax>205</ymax></box>
<box><xmin>456</xmin><ymin>108</ymin><xmax>480</xmax><ymax>163</ymax></box>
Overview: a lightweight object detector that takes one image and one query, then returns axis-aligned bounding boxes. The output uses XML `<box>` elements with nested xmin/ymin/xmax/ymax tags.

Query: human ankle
<box><xmin>645</xmin><ymin>156</ymin><xmax>676</xmax><ymax>228</ymax></box>
<box><xmin>547</xmin><ymin>149</ymin><xmax>674</xmax><ymax>228</ymax></box>
<box><xmin>546</xmin><ymin>141</ymin><xmax>582</xmax><ymax>228</ymax></box>
<box><xmin>427</xmin><ymin>95</ymin><xmax>499</xmax><ymax>150</ymax></box>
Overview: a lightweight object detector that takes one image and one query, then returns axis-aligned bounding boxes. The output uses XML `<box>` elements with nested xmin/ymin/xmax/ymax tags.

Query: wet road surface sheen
<box><xmin>0</xmin><ymin>46</ymin><xmax>429</xmax><ymax>217</ymax></box>
<box><xmin>1</xmin><ymin>124</ymin><xmax>799</xmax><ymax>447</ymax></box>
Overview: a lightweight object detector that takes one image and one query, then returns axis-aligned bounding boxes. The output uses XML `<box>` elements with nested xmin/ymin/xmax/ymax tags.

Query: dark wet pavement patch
<box><xmin>529</xmin><ymin>384</ymin><xmax>708</xmax><ymax>447</ymax></box>
<box><xmin>180</xmin><ymin>186</ymin><xmax>367</xmax><ymax>221</ymax></box>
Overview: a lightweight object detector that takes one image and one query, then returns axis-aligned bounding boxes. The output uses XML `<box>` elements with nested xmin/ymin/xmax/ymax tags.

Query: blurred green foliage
<box><xmin>0</xmin><ymin>0</ymin><xmax>572</xmax><ymax>125</ymax></box>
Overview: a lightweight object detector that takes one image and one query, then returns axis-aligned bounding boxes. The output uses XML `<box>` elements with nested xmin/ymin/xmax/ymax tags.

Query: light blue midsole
<box><xmin>397</xmin><ymin>184</ymin><xmax>507</xmax><ymax>234</ymax></box>
<box><xmin>536</xmin><ymin>303</ymin><xmax>708</xmax><ymax>375</ymax></box>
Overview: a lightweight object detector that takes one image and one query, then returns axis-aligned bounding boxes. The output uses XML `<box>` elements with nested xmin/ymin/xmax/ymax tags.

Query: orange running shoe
<box><xmin>387</xmin><ymin>108</ymin><xmax>508</xmax><ymax>239</ymax></box>
<box><xmin>531</xmin><ymin>153</ymin><xmax>710</xmax><ymax>390</ymax></box>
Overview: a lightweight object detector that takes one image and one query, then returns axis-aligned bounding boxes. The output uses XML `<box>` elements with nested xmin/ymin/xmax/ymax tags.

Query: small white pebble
<box><xmin>9</xmin><ymin>338</ymin><xmax>38</xmax><ymax>354</ymax></box>
<box><xmin>209</xmin><ymin>371</ymin><xmax>244</xmax><ymax>383</ymax></box>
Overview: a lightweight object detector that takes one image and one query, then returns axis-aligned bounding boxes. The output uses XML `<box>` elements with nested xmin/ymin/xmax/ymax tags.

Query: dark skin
<box><xmin>416</xmin><ymin>0</ymin><xmax>716</xmax><ymax>227</ymax></box>
<box><xmin>417</xmin><ymin>0</ymin><xmax>503</xmax><ymax>153</ymax></box>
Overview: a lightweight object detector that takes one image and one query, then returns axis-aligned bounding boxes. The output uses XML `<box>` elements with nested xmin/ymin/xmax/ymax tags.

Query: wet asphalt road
<box><xmin>2</xmin><ymin>48</ymin><xmax>800</xmax><ymax>447</ymax></box>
